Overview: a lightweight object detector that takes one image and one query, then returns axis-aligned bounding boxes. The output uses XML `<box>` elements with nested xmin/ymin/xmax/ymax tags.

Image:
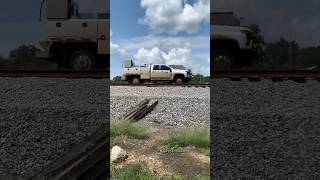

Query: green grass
<box><xmin>111</xmin><ymin>163</ymin><xmax>157</xmax><ymax>180</ymax></box>
<box><xmin>111</xmin><ymin>163</ymin><xmax>207</xmax><ymax>180</ymax></box>
<box><xmin>111</xmin><ymin>120</ymin><xmax>150</xmax><ymax>139</ymax></box>
<box><xmin>162</xmin><ymin>128</ymin><xmax>210</xmax><ymax>153</ymax></box>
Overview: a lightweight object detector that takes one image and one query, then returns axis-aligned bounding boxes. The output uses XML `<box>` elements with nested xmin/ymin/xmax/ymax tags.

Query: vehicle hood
<box><xmin>172</xmin><ymin>69</ymin><xmax>188</xmax><ymax>73</ymax></box>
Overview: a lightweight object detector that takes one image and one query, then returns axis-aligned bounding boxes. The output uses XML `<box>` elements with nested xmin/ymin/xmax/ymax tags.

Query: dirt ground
<box><xmin>111</xmin><ymin>127</ymin><xmax>210</xmax><ymax>178</ymax></box>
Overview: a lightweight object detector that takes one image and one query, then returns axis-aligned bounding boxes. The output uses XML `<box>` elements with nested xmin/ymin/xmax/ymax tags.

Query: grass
<box><xmin>111</xmin><ymin>163</ymin><xmax>209</xmax><ymax>180</ymax></box>
<box><xmin>162</xmin><ymin>128</ymin><xmax>210</xmax><ymax>153</ymax></box>
<box><xmin>111</xmin><ymin>120</ymin><xmax>150</xmax><ymax>139</ymax></box>
<box><xmin>111</xmin><ymin>163</ymin><xmax>157</xmax><ymax>180</ymax></box>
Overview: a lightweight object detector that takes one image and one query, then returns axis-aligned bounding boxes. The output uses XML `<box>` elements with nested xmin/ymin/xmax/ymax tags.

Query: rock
<box><xmin>111</xmin><ymin>146</ymin><xmax>128</xmax><ymax>163</ymax></box>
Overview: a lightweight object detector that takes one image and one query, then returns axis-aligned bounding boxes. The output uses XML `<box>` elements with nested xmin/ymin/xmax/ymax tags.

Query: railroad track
<box><xmin>0</xmin><ymin>70</ymin><xmax>109</xmax><ymax>79</ymax></box>
<box><xmin>29</xmin><ymin>124</ymin><xmax>109</xmax><ymax>180</ymax></box>
<box><xmin>111</xmin><ymin>83</ymin><xmax>210</xmax><ymax>87</ymax></box>
<box><xmin>212</xmin><ymin>69</ymin><xmax>320</xmax><ymax>82</ymax></box>
<box><xmin>0</xmin><ymin>69</ymin><xmax>319</xmax><ymax>83</ymax></box>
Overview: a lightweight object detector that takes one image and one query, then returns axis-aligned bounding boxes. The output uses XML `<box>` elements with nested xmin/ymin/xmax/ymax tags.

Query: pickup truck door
<box><xmin>159</xmin><ymin>65</ymin><xmax>172</xmax><ymax>80</ymax></box>
<box><xmin>151</xmin><ymin>65</ymin><xmax>172</xmax><ymax>80</ymax></box>
<box><xmin>151</xmin><ymin>65</ymin><xmax>162</xmax><ymax>80</ymax></box>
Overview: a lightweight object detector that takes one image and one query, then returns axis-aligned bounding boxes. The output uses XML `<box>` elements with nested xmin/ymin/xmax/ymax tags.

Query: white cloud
<box><xmin>134</xmin><ymin>47</ymin><xmax>191</xmax><ymax>65</ymax></box>
<box><xmin>111</xmin><ymin>42</ymin><xmax>126</xmax><ymax>55</ymax></box>
<box><xmin>134</xmin><ymin>47</ymin><xmax>165</xmax><ymax>64</ymax></box>
<box><xmin>139</xmin><ymin>0</ymin><xmax>209</xmax><ymax>34</ymax></box>
<box><xmin>162</xmin><ymin>47</ymin><xmax>191</xmax><ymax>65</ymax></box>
<box><xmin>110</xmin><ymin>29</ymin><xmax>126</xmax><ymax>56</ymax></box>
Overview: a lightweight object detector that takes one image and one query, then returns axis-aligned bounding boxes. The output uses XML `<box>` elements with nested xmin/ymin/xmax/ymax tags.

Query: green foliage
<box><xmin>111</xmin><ymin>121</ymin><xmax>150</xmax><ymax>139</ymax></box>
<box><xmin>113</xmin><ymin>76</ymin><xmax>122</xmax><ymax>81</ymax></box>
<box><xmin>190</xmin><ymin>74</ymin><xmax>210</xmax><ymax>83</ymax></box>
<box><xmin>0</xmin><ymin>45</ymin><xmax>57</xmax><ymax>70</ymax></box>
<box><xmin>162</xmin><ymin>128</ymin><xmax>210</xmax><ymax>153</ymax></box>
<box><xmin>161</xmin><ymin>143</ymin><xmax>181</xmax><ymax>154</ymax></box>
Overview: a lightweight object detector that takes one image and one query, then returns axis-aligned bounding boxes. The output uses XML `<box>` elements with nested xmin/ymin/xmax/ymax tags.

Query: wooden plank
<box><xmin>134</xmin><ymin>101</ymin><xmax>158</xmax><ymax>121</ymax></box>
<box><xmin>121</xmin><ymin>99</ymin><xmax>149</xmax><ymax>120</ymax></box>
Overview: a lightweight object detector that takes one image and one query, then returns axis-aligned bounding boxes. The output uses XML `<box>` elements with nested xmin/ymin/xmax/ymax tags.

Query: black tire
<box><xmin>174</xmin><ymin>76</ymin><xmax>184</xmax><ymax>84</ymax></box>
<box><xmin>131</xmin><ymin>77</ymin><xmax>141</xmax><ymax>84</ymax></box>
<box><xmin>70</xmin><ymin>50</ymin><xmax>96</xmax><ymax>70</ymax></box>
<box><xmin>212</xmin><ymin>50</ymin><xmax>236</xmax><ymax>69</ymax></box>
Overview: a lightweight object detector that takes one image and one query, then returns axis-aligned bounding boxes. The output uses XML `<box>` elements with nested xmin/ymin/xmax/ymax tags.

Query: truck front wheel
<box><xmin>131</xmin><ymin>77</ymin><xmax>141</xmax><ymax>84</ymax></box>
<box><xmin>70</xmin><ymin>50</ymin><xmax>95</xmax><ymax>70</ymax></box>
<box><xmin>174</xmin><ymin>76</ymin><xmax>184</xmax><ymax>84</ymax></box>
<box><xmin>212</xmin><ymin>50</ymin><xmax>236</xmax><ymax>69</ymax></box>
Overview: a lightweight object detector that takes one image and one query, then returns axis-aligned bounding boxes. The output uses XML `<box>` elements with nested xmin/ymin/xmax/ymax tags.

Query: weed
<box><xmin>111</xmin><ymin>120</ymin><xmax>150</xmax><ymax>139</ymax></box>
<box><xmin>163</xmin><ymin>128</ymin><xmax>210</xmax><ymax>153</ymax></box>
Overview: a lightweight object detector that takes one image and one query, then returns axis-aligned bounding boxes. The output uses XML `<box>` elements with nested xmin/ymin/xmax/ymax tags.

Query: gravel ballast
<box><xmin>0</xmin><ymin>78</ymin><xmax>109</xmax><ymax>177</ymax></box>
<box><xmin>211</xmin><ymin>79</ymin><xmax>320</xmax><ymax>179</ymax></box>
<box><xmin>110</xmin><ymin>86</ymin><xmax>210</xmax><ymax>128</ymax></box>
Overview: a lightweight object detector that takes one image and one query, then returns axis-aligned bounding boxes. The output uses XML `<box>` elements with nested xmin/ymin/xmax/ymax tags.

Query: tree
<box><xmin>0</xmin><ymin>45</ymin><xmax>57</xmax><ymax>69</ymax></box>
<box><xmin>112</xmin><ymin>76</ymin><xmax>122</xmax><ymax>82</ymax></box>
<box><xmin>190</xmin><ymin>74</ymin><xmax>210</xmax><ymax>83</ymax></box>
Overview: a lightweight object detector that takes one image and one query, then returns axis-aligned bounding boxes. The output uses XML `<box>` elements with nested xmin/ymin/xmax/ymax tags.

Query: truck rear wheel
<box><xmin>212</xmin><ymin>50</ymin><xmax>235</xmax><ymax>69</ymax></box>
<box><xmin>174</xmin><ymin>76</ymin><xmax>184</xmax><ymax>84</ymax></box>
<box><xmin>131</xmin><ymin>77</ymin><xmax>141</xmax><ymax>84</ymax></box>
<box><xmin>70</xmin><ymin>50</ymin><xmax>95</xmax><ymax>70</ymax></box>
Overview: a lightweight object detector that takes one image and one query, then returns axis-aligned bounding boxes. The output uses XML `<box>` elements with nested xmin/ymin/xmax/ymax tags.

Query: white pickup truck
<box><xmin>211</xmin><ymin>12</ymin><xmax>257</xmax><ymax>69</ymax></box>
<box><xmin>121</xmin><ymin>60</ymin><xmax>192</xmax><ymax>84</ymax></box>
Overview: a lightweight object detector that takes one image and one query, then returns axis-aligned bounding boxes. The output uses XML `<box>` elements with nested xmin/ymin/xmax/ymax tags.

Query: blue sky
<box><xmin>110</xmin><ymin>0</ymin><xmax>210</xmax><ymax>78</ymax></box>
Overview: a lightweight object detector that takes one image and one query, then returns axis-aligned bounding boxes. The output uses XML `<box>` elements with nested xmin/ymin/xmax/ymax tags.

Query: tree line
<box><xmin>240</xmin><ymin>20</ymin><xmax>320</xmax><ymax>69</ymax></box>
<box><xmin>0</xmin><ymin>45</ymin><xmax>57</xmax><ymax>70</ymax></box>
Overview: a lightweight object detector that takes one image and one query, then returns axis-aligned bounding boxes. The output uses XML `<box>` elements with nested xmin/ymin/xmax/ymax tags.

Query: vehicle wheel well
<box><xmin>174</xmin><ymin>74</ymin><xmax>185</xmax><ymax>79</ymax></box>
<box><xmin>211</xmin><ymin>39</ymin><xmax>240</xmax><ymax>54</ymax></box>
<box><xmin>49</xmin><ymin>42</ymin><xmax>97</xmax><ymax>66</ymax></box>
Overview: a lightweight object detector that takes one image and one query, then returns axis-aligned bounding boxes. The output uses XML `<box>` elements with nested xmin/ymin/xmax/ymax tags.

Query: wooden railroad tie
<box><xmin>121</xmin><ymin>99</ymin><xmax>158</xmax><ymax>122</ymax></box>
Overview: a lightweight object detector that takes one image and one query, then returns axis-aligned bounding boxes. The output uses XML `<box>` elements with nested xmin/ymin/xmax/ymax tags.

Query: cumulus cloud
<box><xmin>139</xmin><ymin>0</ymin><xmax>209</xmax><ymax>34</ymax></box>
<box><xmin>134</xmin><ymin>47</ymin><xmax>165</xmax><ymax>64</ymax></box>
<box><xmin>134</xmin><ymin>47</ymin><xmax>191</xmax><ymax>66</ymax></box>
<box><xmin>111</xmin><ymin>42</ymin><xmax>126</xmax><ymax>55</ymax></box>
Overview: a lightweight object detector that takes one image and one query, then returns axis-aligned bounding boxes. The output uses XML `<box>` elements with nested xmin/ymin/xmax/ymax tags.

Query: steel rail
<box><xmin>212</xmin><ymin>69</ymin><xmax>320</xmax><ymax>78</ymax></box>
<box><xmin>0</xmin><ymin>70</ymin><xmax>109</xmax><ymax>79</ymax></box>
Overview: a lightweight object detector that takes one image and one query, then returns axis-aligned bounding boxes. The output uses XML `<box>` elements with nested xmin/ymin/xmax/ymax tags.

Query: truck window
<box><xmin>153</xmin><ymin>65</ymin><xmax>160</xmax><ymax>70</ymax></box>
<box><xmin>161</xmin><ymin>65</ymin><xmax>171</xmax><ymax>71</ymax></box>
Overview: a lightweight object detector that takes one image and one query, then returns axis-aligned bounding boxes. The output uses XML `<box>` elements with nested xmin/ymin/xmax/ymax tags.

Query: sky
<box><xmin>212</xmin><ymin>0</ymin><xmax>320</xmax><ymax>47</ymax></box>
<box><xmin>0</xmin><ymin>0</ymin><xmax>108</xmax><ymax>57</ymax></box>
<box><xmin>110</xmin><ymin>0</ymin><xmax>210</xmax><ymax>78</ymax></box>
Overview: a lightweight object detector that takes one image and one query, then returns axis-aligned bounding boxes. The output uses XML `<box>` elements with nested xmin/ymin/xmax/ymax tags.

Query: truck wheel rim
<box><xmin>214</xmin><ymin>54</ymin><xmax>231</xmax><ymax>69</ymax></box>
<box><xmin>176</xmin><ymin>78</ymin><xmax>183</xmax><ymax>84</ymax></box>
<box><xmin>133</xmin><ymin>78</ymin><xmax>139</xmax><ymax>84</ymax></box>
<box><xmin>73</xmin><ymin>54</ymin><xmax>92</xmax><ymax>70</ymax></box>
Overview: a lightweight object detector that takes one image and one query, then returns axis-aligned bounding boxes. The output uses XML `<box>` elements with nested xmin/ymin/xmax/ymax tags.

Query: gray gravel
<box><xmin>211</xmin><ymin>79</ymin><xmax>320</xmax><ymax>179</ymax></box>
<box><xmin>0</xmin><ymin>78</ymin><xmax>109</xmax><ymax>178</ymax></box>
<box><xmin>110</xmin><ymin>86</ymin><xmax>210</xmax><ymax>128</ymax></box>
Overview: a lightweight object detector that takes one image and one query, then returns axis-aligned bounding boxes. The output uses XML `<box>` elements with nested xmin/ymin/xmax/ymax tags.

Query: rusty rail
<box><xmin>0</xmin><ymin>70</ymin><xmax>109</xmax><ymax>79</ymax></box>
<box><xmin>212</xmin><ymin>69</ymin><xmax>320</xmax><ymax>83</ymax></box>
